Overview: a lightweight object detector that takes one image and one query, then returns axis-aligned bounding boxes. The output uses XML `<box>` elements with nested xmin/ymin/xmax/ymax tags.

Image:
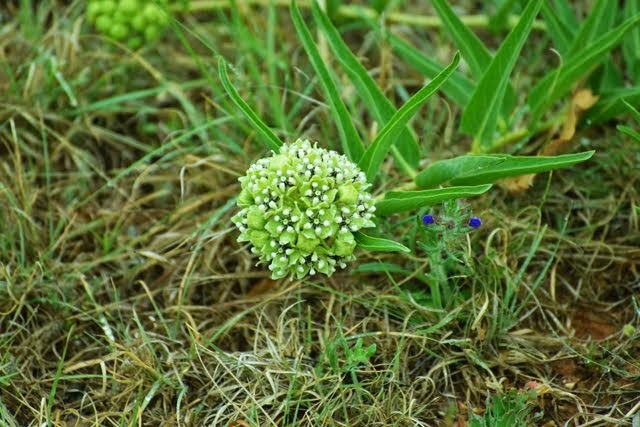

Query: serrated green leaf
<box><xmin>529</xmin><ymin>13</ymin><xmax>640</xmax><ymax>124</ymax></box>
<box><xmin>358</xmin><ymin>53</ymin><xmax>460</xmax><ymax>182</ymax></box>
<box><xmin>354</xmin><ymin>231</ymin><xmax>411</xmax><ymax>253</ymax></box>
<box><xmin>376</xmin><ymin>184</ymin><xmax>492</xmax><ymax>215</ymax></box>
<box><xmin>218</xmin><ymin>57</ymin><xmax>283</xmax><ymax>153</ymax></box>
<box><xmin>290</xmin><ymin>0</ymin><xmax>365</xmax><ymax>163</ymax></box>
<box><xmin>311</xmin><ymin>0</ymin><xmax>419</xmax><ymax>171</ymax></box>
<box><xmin>415</xmin><ymin>155</ymin><xmax>506</xmax><ymax>188</ymax></box>
<box><xmin>461</xmin><ymin>0</ymin><xmax>543</xmax><ymax>151</ymax></box>
<box><xmin>387</xmin><ymin>33</ymin><xmax>474</xmax><ymax>106</ymax></box>
<box><xmin>449</xmin><ymin>151</ymin><xmax>595</xmax><ymax>186</ymax></box>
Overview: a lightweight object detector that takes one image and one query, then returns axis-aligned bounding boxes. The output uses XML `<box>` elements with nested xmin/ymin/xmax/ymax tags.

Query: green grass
<box><xmin>1</xmin><ymin>1</ymin><xmax>640</xmax><ymax>426</ymax></box>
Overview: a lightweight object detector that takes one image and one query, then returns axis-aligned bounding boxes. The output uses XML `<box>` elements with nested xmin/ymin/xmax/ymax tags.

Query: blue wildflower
<box><xmin>422</xmin><ymin>214</ymin><xmax>435</xmax><ymax>226</ymax></box>
<box><xmin>468</xmin><ymin>217</ymin><xmax>482</xmax><ymax>229</ymax></box>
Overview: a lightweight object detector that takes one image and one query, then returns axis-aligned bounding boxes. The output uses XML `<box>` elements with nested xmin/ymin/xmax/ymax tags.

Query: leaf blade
<box><xmin>290</xmin><ymin>0</ymin><xmax>365</xmax><ymax>162</ymax></box>
<box><xmin>310</xmin><ymin>0</ymin><xmax>419</xmax><ymax>170</ymax></box>
<box><xmin>218</xmin><ymin>57</ymin><xmax>283</xmax><ymax>152</ymax></box>
<box><xmin>375</xmin><ymin>184</ymin><xmax>492</xmax><ymax>216</ymax></box>
<box><xmin>359</xmin><ymin>53</ymin><xmax>460</xmax><ymax>182</ymax></box>
<box><xmin>354</xmin><ymin>231</ymin><xmax>411</xmax><ymax>253</ymax></box>
<box><xmin>461</xmin><ymin>0</ymin><xmax>543</xmax><ymax>150</ymax></box>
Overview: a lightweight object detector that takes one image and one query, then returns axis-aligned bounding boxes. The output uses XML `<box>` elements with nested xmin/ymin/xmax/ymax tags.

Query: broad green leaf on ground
<box><xmin>375</xmin><ymin>184</ymin><xmax>492</xmax><ymax>215</ymax></box>
<box><xmin>430</xmin><ymin>0</ymin><xmax>516</xmax><ymax>114</ymax></box>
<box><xmin>586</xmin><ymin>86</ymin><xmax>640</xmax><ymax>123</ymax></box>
<box><xmin>290</xmin><ymin>0</ymin><xmax>365</xmax><ymax>163</ymax></box>
<box><xmin>529</xmin><ymin>13</ymin><xmax>640</xmax><ymax>124</ymax></box>
<box><xmin>623</xmin><ymin>0</ymin><xmax>640</xmax><ymax>80</ymax></box>
<box><xmin>461</xmin><ymin>0</ymin><xmax>543</xmax><ymax>151</ymax></box>
<box><xmin>359</xmin><ymin>53</ymin><xmax>460</xmax><ymax>183</ymax></box>
<box><xmin>415</xmin><ymin>155</ymin><xmax>505</xmax><ymax>188</ymax></box>
<box><xmin>442</xmin><ymin>151</ymin><xmax>595</xmax><ymax>186</ymax></box>
<box><xmin>387</xmin><ymin>33</ymin><xmax>474</xmax><ymax>107</ymax></box>
<box><xmin>354</xmin><ymin>231</ymin><xmax>411</xmax><ymax>253</ymax></box>
<box><xmin>218</xmin><ymin>57</ymin><xmax>283</xmax><ymax>152</ymax></box>
<box><xmin>310</xmin><ymin>0</ymin><xmax>419</xmax><ymax>171</ymax></box>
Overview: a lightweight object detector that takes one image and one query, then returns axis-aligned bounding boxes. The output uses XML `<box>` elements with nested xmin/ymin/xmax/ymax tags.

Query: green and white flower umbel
<box><xmin>232</xmin><ymin>139</ymin><xmax>376</xmax><ymax>279</ymax></box>
<box><xmin>86</xmin><ymin>0</ymin><xmax>177</xmax><ymax>49</ymax></box>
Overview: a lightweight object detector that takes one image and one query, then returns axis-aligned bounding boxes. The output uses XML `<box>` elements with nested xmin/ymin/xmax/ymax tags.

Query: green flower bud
<box><xmin>232</xmin><ymin>139</ymin><xmax>376</xmax><ymax>279</ymax></box>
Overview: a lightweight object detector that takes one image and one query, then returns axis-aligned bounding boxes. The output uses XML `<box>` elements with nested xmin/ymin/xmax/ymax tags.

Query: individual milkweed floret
<box><xmin>232</xmin><ymin>139</ymin><xmax>376</xmax><ymax>279</ymax></box>
<box><xmin>86</xmin><ymin>0</ymin><xmax>180</xmax><ymax>49</ymax></box>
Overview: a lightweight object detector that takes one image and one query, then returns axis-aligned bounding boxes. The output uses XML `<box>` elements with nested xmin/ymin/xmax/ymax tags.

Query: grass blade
<box><xmin>618</xmin><ymin>125</ymin><xmax>640</xmax><ymax>142</ymax></box>
<box><xmin>291</xmin><ymin>0</ymin><xmax>365</xmax><ymax>163</ymax></box>
<box><xmin>354</xmin><ymin>231</ymin><xmax>411</xmax><ymax>253</ymax></box>
<box><xmin>388</xmin><ymin>33</ymin><xmax>474</xmax><ymax>107</ymax></box>
<box><xmin>448</xmin><ymin>151</ymin><xmax>595</xmax><ymax>185</ymax></box>
<box><xmin>461</xmin><ymin>0</ymin><xmax>543</xmax><ymax>151</ymax></box>
<box><xmin>375</xmin><ymin>184</ymin><xmax>492</xmax><ymax>215</ymax></box>
<box><xmin>586</xmin><ymin>86</ymin><xmax>640</xmax><ymax>123</ymax></box>
<box><xmin>415</xmin><ymin>155</ymin><xmax>505</xmax><ymax>188</ymax></box>
<box><xmin>567</xmin><ymin>0</ymin><xmax>616</xmax><ymax>57</ymax></box>
<box><xmin>540</xmin><ymin>2</ymin><xmax>575</xmax><ymax>54</ymax></box>
<box><xmin>358</xmin><ymin>53</ymin><xmax>460</xmax><ymax>182</ymax></box>
<box><xmin>310</xmin><ymin>0</ymin><xmax>419</xmax><ymax>170</ymax></box>
<box><xmin>218</xmin><ymin>57</ymin><xmax>283</xmax><ymax>152</ymax></box>
<box><xmin>529</xmin><ymin>13</ymin><xmax>640</xmax><ymax>123</ymax></box>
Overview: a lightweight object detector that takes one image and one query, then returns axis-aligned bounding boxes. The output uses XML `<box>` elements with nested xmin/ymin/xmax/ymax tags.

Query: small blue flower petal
<box><xmin>422</xmin><ymin>214</ymin><xmax>435</xmax><ymax>226</ymax></box>
<box><xmin>468</xmin><ymin>217</ymin><xmax>482</xmax><ymax>229</ymax></box>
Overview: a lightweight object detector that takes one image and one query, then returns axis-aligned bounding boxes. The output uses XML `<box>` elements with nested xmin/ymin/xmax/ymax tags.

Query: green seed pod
<box><xmin>118</xmin><ymin>0</ymin><xmax>139</xmax><ymax>14</ymax></box>
<box><xmin>95</xmin><ymin>15</ymin><xmax>112</xmax><ymax>32</ymax></box>
<box><xmin>110</xmin><ymin>23</ymin><xmax>129</xmax><ymax>40</ymax></box>
<box><xmin>144</xmin><ymin>25</ymin><xmax>160</xmax><ymax>42</ymax></box>
<box><xmin>232</xmin><ymin>139</ymin><xmax>376</xmax><ymax>279</ymax></box>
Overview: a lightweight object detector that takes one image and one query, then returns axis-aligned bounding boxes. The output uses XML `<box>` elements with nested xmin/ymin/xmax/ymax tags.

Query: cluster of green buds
<box><xmin>86</xmin><ymin>0</ymin><xmax>181</xmax><ymax>49</ymax></box>
<box><xmin>232</xmin><ymin>139</ymin><xmax>376</xmax><ymax>279</ymax></box>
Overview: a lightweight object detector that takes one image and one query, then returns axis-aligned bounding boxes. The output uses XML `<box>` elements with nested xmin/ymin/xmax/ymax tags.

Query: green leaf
<box><xmin>415</xmin><ymin>155</ymin><xmax>505</xmax><ymax>188</ymax></box>
<box><xmin>567</xmin><ymin>0</ymin><xmax>616</xmax><ymax>57</ymax></box>
<box><xmin>586</xmin><ymin>85</ymin><xmax>640</xmax><ymax>123</ymax></box>
<box><xmin>387</xmin><ymin>33</ymin><xmax>474</xmax><ymax>107</ymax></box>
<box><xmin>529</xmin><ymin>13</ymin><xmax>640</xmax><ymax>123</ymax></box>
<box><xmin>352</xmin><ymin>262</ymin><xmax>411</xmax><ymax>275</ymax></box>
<box><xmin>359</xmin><ymin>53</ymin><xmax>460</xmax><ymax>182</ymax></box>
<box><xmin>461</xmin><ymin>0</ymin><xmax>543</xmax><ymax>151</ymax></box>
<box><xmin>311</xmin><ymin>0</ymin><xmax>419</xmax><ymax>171</ymax></box>
<box><xmin>290</xmin><ymin>0</ymin><xmax>365</xmax><ymax>163</ymax></box>
<box><xmin>540</xmin><ymin>2</ymin><xmax>576</xmax><ymax>54</ymax></box>
<box><xmin>618</xmin><ymin>125</ymin><xmax>640</xmax><ymax>142</ymax></box>
<box><xmin>376</xmin><ymin>184</ymin><xmax>492</xmax><ymax>216</ymax></box>
<box><xmin>623</xmin><ymin>0</ymin><xmax>640</xmax><ymax>80</ymax></box>
<box><xmin>430</xmin><ymin>0</ymin><xmax>516</xmax><ymax>115</ymax></box>
<box><xmin>623</xmin><ymin>99</ymin><xmax>640</xmax><ymax>122</ymax></box>
<box><xmin>447</xmin><ymin>151</ymin><xmax>595</xmax><ymax>186</ymax></box>
<box><xmin>218</xmin><ymin>57</ymin><xmax>283</xmax><ymax>153</ymax></box>
<box><xmin>354</xmin><ymin>231</ymin><xmax>411</xmax><ymax>253</ymax></box>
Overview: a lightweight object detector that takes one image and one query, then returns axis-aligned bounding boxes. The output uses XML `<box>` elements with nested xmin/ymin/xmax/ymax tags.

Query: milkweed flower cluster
<box><xmin>232</xmin><ymin>139</ymin><xmax>376</xmax><ymax>279</ymax></box>
<box><xmin>87</xmin><ymin>0</ymin><xmax>177</xmax><ymax>49</ymax></box>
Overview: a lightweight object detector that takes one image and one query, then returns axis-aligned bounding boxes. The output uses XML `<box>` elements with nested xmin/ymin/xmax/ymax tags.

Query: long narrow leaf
<box><xmin>376</xmin><ymin>185</ymin><xmax>492</xmax><ymax>216</ymax></box>
<box><xmin>448</xmin><ymin>151</ymin><xmax>595</xmax><ymax>186</ymax></box>
<box><xmin>623</xmin><ymin>0</ymin><xmax>640</xmax><ymax>80</ymax></box>
<box><xmin>430</xmin><ymin>0</ymin><xmax>516</xmax><ymax>115</ymax></box>
<box><xmin>461</xmin><ymin>0</ymin><xmax>543</xmax><ymax>151</ymax></box>
<box><xmin>540</xmin><ymin>2</ymin><xmax>575</xmax><ymax>54</ymax></box>
<box><xmin>218</xmin><ymin>57</ymin><xmax>283</xmax><ymax>152</ymax></box>
<box><xmin>415</xmin><ymin>155</ymin><xmax>505</xmax><ymax>188</ymax></box>
<box><xmin>354</xmin><ymin>232</ymin><xmax>411</xmax><ymax>253</ymax></box>
<box><xmin>567</xmin><ymin>0</ymin><xmax>614</xmax><ymax>57</ymax></box>
<box><xmin>529</xmin><ymin>13</ymin><xmax>640</xmax><ymax>123</ymax></box>
<box><xmin>290</xmin><ymin>0</ymin><xmax>365</xmax><ymax>163</ymax></box>
<box><xmin>359</xmin><ymin>53</ymin><xmax>460</xmax><ymax>182</ymax></box>
<box><xmin>586</xmin><ymin>86</ymin><xmax>640</xmax><ymax>123</ymax></box>
<box><xmin>388</xmin><ymin>33</ymin><xmax>473</xmax><ymax>107</ymax></box>
<box><xmin>310</xmin><ymin>0</ymin><xmax>419</xmax><ymax>170</ymax></box>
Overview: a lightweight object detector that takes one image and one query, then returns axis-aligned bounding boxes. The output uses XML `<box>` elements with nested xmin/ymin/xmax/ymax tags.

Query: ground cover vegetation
<box><xmin>1</xmin><ymin>0</ymin><xmax>639</xmax><ymax>425</ymax></box>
